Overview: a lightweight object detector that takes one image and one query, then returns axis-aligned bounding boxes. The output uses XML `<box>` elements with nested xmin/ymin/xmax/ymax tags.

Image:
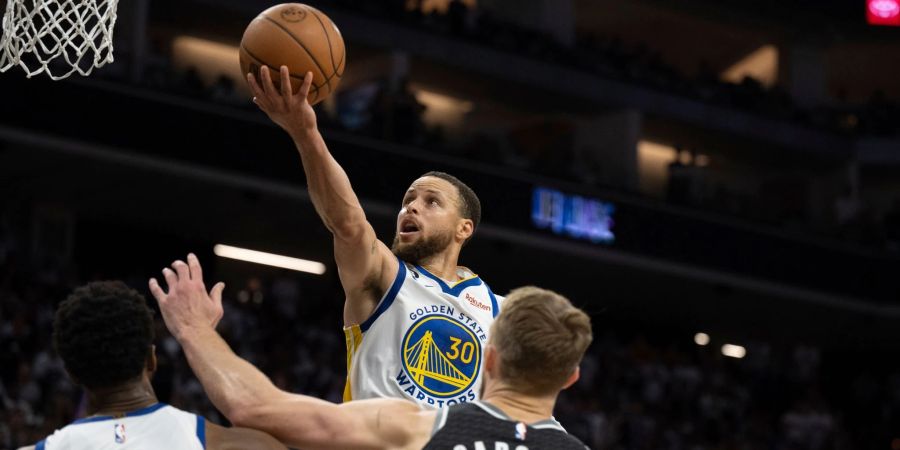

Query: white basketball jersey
<box><xmin>37</xmin><ymin>403</ymin><xmax>206</xmax><ymax>450</ymax></box>
<box><xmin>344</xmin><ymin>258</ymin><xmax>503</xmax><ymax>409</ymax></box>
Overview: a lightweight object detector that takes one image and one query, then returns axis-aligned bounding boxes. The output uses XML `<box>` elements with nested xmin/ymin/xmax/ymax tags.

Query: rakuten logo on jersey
<box><xmin>465</xmin><ymin>293</ymin><xmax>490</xmax><ymax>312</ymax></box>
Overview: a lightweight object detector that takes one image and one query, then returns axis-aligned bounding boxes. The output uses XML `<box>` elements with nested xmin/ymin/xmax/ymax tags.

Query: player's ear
<box><xmin>484</xmin><ymin>344</ymin><xmax>498</xmax><ymax>376</ymax></box>
<box><xmin>456</xmin><ymin>218</ymin><xmax>474</xmax><ymax>243</ymax></box>
<box><xmin>560</xmin><ymin>366</ymin><xmax>580</xmax><ymax>390</ymax></box>
<box><xmin>146</xmin><ymin>345</ymin><xmax>158</xmax><ymax>374</ymax></box>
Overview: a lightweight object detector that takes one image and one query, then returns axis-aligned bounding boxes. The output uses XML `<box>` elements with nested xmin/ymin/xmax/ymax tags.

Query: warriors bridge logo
<box><xmin>399</xmin><ymin>314</ymin><xmax>481</xmax><ymax>404</ymax></box>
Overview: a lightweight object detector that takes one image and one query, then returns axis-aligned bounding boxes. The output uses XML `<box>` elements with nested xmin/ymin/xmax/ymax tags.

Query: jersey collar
<box><xmin>414</xmin><ymin>264</ymin><xmax>482</xmax><ymax>296</ymax></box>
<box><xmin>473</xmin><ymin>401</ymin><xmax>568</xmax><ymax>432</ymax></box>
<box><xmin>71</xmin><ymin>402</ymin><xmax>166</xmax><ymax>425</ymax></box>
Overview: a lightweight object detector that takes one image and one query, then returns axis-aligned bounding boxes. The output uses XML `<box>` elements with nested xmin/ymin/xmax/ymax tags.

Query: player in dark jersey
<box><xmin>424</xmin><ymin>400</ymin><xmax>587</xmax><ymax>450</ymax></box>
<box><xmin>150</xmin><ymin>254</ymin><xmax>593</xmax><ymax>449</ymax></box>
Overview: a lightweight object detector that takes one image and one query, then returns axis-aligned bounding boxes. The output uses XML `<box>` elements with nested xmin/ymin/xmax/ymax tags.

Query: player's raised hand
<box><xmin>247</xmin><ymin>66</ymin><xmax>317</xmax><ymax>139</ymax></box>
<box><xmin>149</xmin><ymin>253</ymin><xmax>225</xmax><ymax>341</ymax></box>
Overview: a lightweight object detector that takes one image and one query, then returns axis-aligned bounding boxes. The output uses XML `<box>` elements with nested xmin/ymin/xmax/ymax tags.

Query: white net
<box><xmin>0</xmin><ymin>0</ymin><xmax>119</xmax><ymax>80</ymax></box>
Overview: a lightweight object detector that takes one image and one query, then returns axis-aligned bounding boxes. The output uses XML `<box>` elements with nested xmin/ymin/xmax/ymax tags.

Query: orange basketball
<box><xmin>239</xmin><ymin>3</ymin><xmax>346</xmax><ymax>105</ymax></box>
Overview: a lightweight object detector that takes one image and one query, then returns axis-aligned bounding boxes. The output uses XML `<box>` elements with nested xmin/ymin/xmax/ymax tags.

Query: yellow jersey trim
<box><xmin>342</xmin><ymin>324</ymin><xmax>363</xmax><ymax>402</ymax></box>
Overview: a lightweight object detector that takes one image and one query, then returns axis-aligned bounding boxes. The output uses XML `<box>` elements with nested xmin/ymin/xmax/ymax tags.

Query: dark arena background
<box><xmin>2</xmin><ymin>0</ymin><xmax>900</xmax><ymax>448</ymax></box>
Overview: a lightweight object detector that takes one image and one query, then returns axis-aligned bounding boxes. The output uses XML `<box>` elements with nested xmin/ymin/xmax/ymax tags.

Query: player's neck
<box><xmin>480</xmin><ymin>386</ymin><xmax>557</xmax><ymax>424</ymax></box>
<box><xmin>86</xmin><ymin>378</ymin><xmax>158</xmax><ymax>417</ymax></box>
<box><xmin>419</xmin><ymin>251</ymin><xmax>461</xmax><ymax>282</ymax></box>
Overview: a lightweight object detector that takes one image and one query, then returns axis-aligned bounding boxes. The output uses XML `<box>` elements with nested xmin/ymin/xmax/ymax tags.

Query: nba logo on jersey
<box><xmin>515</xmin><ymin>422</ymin><xmax>527</xmax><ymax>440</ymax></box>
<box><xmin>114</xmin><ymin>423</ymin><xmax>126</xmax><ymax>443</ymax></box>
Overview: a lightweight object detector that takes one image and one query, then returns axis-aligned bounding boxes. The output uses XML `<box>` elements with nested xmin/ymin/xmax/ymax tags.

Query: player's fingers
<box><xmin>162</xmin><ymin>268</ymin><xmax>178</xmax><ymax>292</ymax></box>
<box><xmin>246</xmin><ymin>72</ymin><xmax>262</xmax><ymax>95</ymax></box>
<box><xmin>298</xmin><ymin>71</ymin><xmax>313</xmax><ymax>101</ymax></box>
<box><xmin>279</xmin><ymin>65</ymin><xmax>293</xmax><ymax>100</ymax></box>
<box><xmin>187</xmin><ymin>253</ymin><xmax>203</xmax><ymax>282</ymax></box>
<box><xmin>260</xmin><ymin>65</ymin><xmax>278</xmax><ymax>98</ymax></box>
<box><xmin>210</xmin><ymin>282</ymin><xmax>225</xmax><ymax>308</ymax></box>
<box><xmin>210</xmin><ymin>282</ymin><xmax>225</xmax><ymax>328</ymax></box>
<box><xmin>172</xmin><ymin>260</ymin><xmax>191</xmax><ymax>282</ymax></box>
<box><xmin>148</xmin><ymin>278</ymin><xmax>166</xmax><ymax>302</ymax></box>
<box><xmin>246</xmin><ymin>73</ymin><xmax>269</xmax><ymax>108</ymax></box>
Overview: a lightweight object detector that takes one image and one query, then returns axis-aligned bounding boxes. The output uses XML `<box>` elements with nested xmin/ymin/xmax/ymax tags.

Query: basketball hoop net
<box><xmin>0</xmin><ymin>0</ymin><xmax>119</xmax><ymax>80</ymax></box>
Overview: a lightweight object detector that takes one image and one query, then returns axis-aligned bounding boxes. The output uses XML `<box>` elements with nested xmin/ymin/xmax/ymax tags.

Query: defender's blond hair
<box><xmin>491</xmin><ymin>286</ymin><xmax>593</xmax><ymax>395</ymax></box>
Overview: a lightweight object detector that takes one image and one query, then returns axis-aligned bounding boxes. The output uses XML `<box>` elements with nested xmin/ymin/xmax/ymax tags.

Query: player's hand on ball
<box><xmin>149</xmin><ymin>253</ymin><xmax>225</xmax><ymax>340</ymax></box>
<box><xmin>247</xmin><ymin>65</ymin><xmax>318</xmax><ymax>139</ymax></box>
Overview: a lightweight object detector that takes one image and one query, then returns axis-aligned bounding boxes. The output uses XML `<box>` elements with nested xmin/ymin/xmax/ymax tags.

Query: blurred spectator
<box><xmin>384</xmin><ymin>77</ymin><xmax>427</xmax><ymax>145</ymax></box>
<box><xmin>884</xmin><ymin>198</ymin><xmax>900</xmax><ymax>252</ymax></box>
<box><xmin>667</xmin><ymin>147</ymin><xmax>691</xmax><ymax>205</ymax></box>
<box><xmin>208</xmin><ymin>75</ymin><xmax>240</xmax><ymax>105</ymax></box>
<box><xmin>176</xmin><ymin>67</ymin><xmax>205</xmax><ymax>97</ymax></box>
<box><xmin>781</xmin><ymin>399</ymin><xmax>834</xmax><ymax>450</ymax></box>
<box><xmin>446</xmin><ymin>0</ymin><xmax>470</xmax><ymax>36</ymax></box>
<box><xmin>834</xmin><ymin>185</ymin><xmax>861</xmax><ymax>233</ymax></box>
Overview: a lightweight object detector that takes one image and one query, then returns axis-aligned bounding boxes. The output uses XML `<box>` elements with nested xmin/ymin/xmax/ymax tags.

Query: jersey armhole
<box><xmin>486</xmin><ymin>286</ymin><xmax>500</xmax><ymax>318</ymax></box>
<box><xmin>196</xmin><ymin>416</ymin><xmax>206</xmax><ymax>449</ymax></box>
<box><xmin>430</xmin><ymin>408</ymin><xmax>449</xmax><ymax>437</ymax></box>
<box><xmin>359</xmin><ymin>257</ymin><xmax>406</xmax><ymax>332</ymax></box>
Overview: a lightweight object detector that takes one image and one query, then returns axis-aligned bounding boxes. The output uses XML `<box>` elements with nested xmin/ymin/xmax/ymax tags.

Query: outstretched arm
<box><xmin>205</xmin><ymin>421</ymin><xmax>287</xmax><ymax>450</ymax></box>
<box><xmin>150</xmin><ymin>254</ymin><xmax>429</xmax><ymax>450</ymax></box>
<box><xmin>248</xmin><ymin>67</ymin><xmax>397</xmax><ymax>324</ymax></box>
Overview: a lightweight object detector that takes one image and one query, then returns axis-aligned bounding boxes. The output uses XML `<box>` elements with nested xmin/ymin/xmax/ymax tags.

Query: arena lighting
<box><xmin>694</xmin><ymin>332</ymin><xmax>710</xmax><ymax>346</ymax></box>
<box><xmin>213</xmin><ymin>244</ymin><xmax>326</xmax><ymax>275</ymax></box>
<box><xmin>171</xmin><ymin>36</ymin><xmax>248</xmax><ymax>93</ymax></box>
<box><xmin>414</xmin><ymin>89</ymin><xmax>474</xmax><ymax>131</ymax></box>
<box><xmin>867</xmin><ymin>0</ymin><xmax>900</xmax><ymax>26</ymax></box>
<box><xmin>721</xmin><ymin>344</ymin><xmax>747</xmax><ymax>359</ymax></box>
<box><xmin>721</xmin><ymin>45</ymin><xmax>778</xmax><ymax>88</ymax></box>
<box><xmin>415</xmin><ymin>89</ymin><xmax>474</xmax><ymax>113</ymax></box>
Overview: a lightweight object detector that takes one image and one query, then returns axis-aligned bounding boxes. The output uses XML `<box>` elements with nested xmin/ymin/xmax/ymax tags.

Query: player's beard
<box><xmin>391</xmin><ymin>229</ymin><xmax>453</xmax><ymax>264</ymax></box>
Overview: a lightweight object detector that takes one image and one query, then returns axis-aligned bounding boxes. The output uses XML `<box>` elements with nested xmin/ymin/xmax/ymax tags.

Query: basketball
<box><xmin>239</xmin><ymin>3</ymin><xmax>345</xmax><ymax>105</ymax></box>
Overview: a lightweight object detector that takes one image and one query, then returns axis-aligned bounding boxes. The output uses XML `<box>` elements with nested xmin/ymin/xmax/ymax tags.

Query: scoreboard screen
<box><xmin>532</xmin><ymin>187</ymin><xmax>616</xmax><ymax>244</ymax></box>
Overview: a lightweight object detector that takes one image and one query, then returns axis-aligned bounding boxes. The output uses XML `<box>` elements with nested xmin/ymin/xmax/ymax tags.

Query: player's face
<box><xmin>391</xmin><ymin>177</ymin><xmax>461</xmax><ymax>263</ymax></box>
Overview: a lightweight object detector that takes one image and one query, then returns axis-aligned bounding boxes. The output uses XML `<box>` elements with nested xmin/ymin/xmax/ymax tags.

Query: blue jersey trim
<box><xmin>71</xmin><ymin>402</ymin><xmax>166</xmax><ymax>424</ymax></box>
<box><xmin>413</xmin><ymin>265</ymin><xmax>483</xmax><ymax>296</ymax></box>
<box><xmin>196</xmin><ymin>415</ymin><xmax>206</xmax><ymax>448</ymax></box>
<box><xmin>35</xmin><ymin>440</ymin><xmax>46</xmax><ymax>450</ymax></box>
<box><xmin>486</xmin><ymin>286</ymin><xmax>499</xmax><ymax>318</ymax></box>
<box><xmin>360</xmin><ymin>257</ymin><xmax>406</xmax><ymax>332</ymax></box>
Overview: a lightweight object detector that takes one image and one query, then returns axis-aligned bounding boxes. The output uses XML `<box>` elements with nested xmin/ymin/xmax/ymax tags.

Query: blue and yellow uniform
<box><xmin>343</xmin><ymin>257</ymin><xmax>503</xmax><ymax>409</ymax></box>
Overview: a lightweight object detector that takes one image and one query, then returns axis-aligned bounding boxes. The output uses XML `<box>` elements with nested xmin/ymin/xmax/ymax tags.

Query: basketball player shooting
<box><xmin>150</xmin><ymin>255</ymin><xmax>591</xmax><ymax>450</ymax></box>
<box><xmin>17</xmin><ymin>281</ymin><xmax>286</xmax><ymax>450</ymax></box>
<box><xmin>247</xmin><ymin>66</ymin><xmax>503</xmax><ymax>409</ymax></box>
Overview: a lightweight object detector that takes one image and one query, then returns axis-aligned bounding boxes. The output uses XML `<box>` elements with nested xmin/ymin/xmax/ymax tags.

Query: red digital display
<box><xmin>867</xmin><ymin>0</ymin><xmax>900</xmax><ymax>26</ymax></box>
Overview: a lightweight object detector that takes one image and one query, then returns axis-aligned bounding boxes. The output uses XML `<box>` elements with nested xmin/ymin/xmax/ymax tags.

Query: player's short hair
<box><xmin>421</xmin><ymin>171</ymin><xmax>481</xmax><ymax>242</ymax></box>
<box><xmin>491</xmin><ymin>286</ymin><xmax>593</xmax><ymax>396</ymax></box>
<box><xmin>53</xmin><ymin>281</ymin><xmax>155</xmax><ymax>389</ymax></box>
